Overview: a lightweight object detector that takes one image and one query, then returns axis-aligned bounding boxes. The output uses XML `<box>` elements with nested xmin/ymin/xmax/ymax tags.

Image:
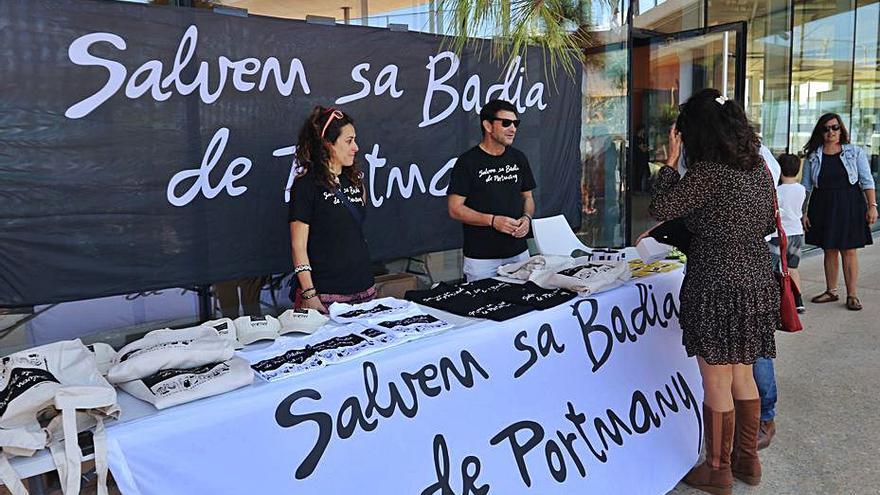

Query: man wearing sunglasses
<box><xmin>448</xmin><ymin>99</ymin><xmax>536</xmax><ymax>281</ymax></box>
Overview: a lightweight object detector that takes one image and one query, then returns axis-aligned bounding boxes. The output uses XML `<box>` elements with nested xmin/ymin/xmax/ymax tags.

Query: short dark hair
<box><xmin>777</xmin><ymin>153</ymin><xmax>801</xmax><ymax>178</ymax></box>
<box><xmin>479</xmin><ymin>99</ymin><xmax>517</xmax><ymax>135</ymax></box>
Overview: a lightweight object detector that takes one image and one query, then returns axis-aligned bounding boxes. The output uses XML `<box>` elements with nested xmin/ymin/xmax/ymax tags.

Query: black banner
<box><xmin>0</xmin><ymin>0</ymin><xmax>582</xmax><ymax>306</ymax></box>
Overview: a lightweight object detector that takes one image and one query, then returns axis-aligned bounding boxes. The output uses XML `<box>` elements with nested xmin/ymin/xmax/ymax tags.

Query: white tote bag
<box><xmin>118</xmin><ymin>357</ymin><xmax>253</xmax><ymax>410</ymax></box>
<box><xmin>0</xmin><ymin>339</ymin><xmax>120</xmax><ymax>495</ymax></box>
<box><xmin>530</xmin><ymin>258</ymin><xmax>631</xmax><ymax>295</ymax></box>
<box><xmin>107</xmin><ymin>325</ymin><xmax>234</xmax><ymax>384</ymax></box>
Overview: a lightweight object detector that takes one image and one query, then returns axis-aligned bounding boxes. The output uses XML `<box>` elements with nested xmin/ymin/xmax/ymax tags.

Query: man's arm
<box><xmin>448</xmin><ymin>194</ymin><xmax>523</xmax><ymax>236</ymax></box>
<box><xmin>513</xmin><ymin>190</ymin><xmax>534</xmax><ymax>238</ymax></box>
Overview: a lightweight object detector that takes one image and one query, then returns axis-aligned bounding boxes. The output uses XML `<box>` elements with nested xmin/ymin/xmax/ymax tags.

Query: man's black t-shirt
<box><xmin>289</xmin><ymin>172</ymin><xmax>374</xmax><ymax>295</ymax></box>
<box><xmin>448</xmin><ymin>145</ymin><xmax>536</xmax><ymax>259</ymax></box>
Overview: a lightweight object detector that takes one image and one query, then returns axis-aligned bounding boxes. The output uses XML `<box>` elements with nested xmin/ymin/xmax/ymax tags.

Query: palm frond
<box><xmin>438</xmin><ymin>0</ymin><xmax>617</xmax><ymax>79</ymax></box>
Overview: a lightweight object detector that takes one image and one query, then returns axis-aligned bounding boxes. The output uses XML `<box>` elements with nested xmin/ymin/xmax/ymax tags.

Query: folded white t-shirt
<box><xmin>328</xmin><ymin>297</ymin><xmax>416</xmax><ymax>324</ymax></box>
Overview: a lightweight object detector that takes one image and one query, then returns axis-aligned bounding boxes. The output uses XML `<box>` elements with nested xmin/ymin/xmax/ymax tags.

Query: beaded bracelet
<box><xmin>301</xmin><ymin>287</ymin><xmax>318</xmax><ymax>300</ymax></box>
<box><xmin>294</xmin><ymin>264</ymin><xmax>312</xmax><ymax>274</ymax></box>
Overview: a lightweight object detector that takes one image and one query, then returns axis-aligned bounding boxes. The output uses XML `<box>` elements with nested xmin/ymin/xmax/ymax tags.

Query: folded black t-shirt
<box><xmin>405</xmin><ymin>282</ymin><xmax>531</xmax><ymax>322</ymax></box>
<box><xmin>491</xmin><ymin>281</ymin><xmax>577</xmax><ymax>310</ymax></box>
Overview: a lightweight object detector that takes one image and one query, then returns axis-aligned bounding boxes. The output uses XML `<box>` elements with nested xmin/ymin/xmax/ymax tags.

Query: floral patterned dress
<box><xmin>651</xmin><ymin>162</ymin><xmax>780</xmax><ymax>364</ymax></box>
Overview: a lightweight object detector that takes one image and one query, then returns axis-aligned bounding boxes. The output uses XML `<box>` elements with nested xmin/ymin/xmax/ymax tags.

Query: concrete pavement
<box><xmin>670</xmin><ymin>237</ymin><xmax>880</xmax><ymax>494</ymax></box>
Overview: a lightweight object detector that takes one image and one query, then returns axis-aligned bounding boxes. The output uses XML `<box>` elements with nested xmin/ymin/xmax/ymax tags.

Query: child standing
<box><xmin>771</xmin><ymin>154</ymin><xmax>807</xmax><ymax>312</ymax></box>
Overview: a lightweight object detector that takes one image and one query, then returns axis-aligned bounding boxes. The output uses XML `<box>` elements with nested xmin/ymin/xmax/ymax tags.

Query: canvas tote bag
<box><xmin>0</xmin><ymin>339</ymin><xmax>120</xmax><ymax>495</ymax></box>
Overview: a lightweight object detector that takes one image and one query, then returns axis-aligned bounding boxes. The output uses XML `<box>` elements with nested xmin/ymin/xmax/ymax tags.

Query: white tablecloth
<box><xmin>106</xmin><ymin>269</ymin><xmax>702</xmax><ymax>495</ymax></box>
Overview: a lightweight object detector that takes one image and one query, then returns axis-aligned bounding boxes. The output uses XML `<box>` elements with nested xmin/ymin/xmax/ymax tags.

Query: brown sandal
<box><xmin>811</xmin><ymin>291</ymin><xmax>839</xmax><ymax>303</ymax></box>
<box><xmin>846</xmin><ymin>296</ymin><xmax>863</xmax><ymax>311</ymax></box>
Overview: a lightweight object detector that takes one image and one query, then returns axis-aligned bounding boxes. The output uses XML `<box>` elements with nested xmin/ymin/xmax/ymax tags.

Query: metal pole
<box><xmin>342</xmin><ymin>6</ymin><xmax>351</xmax><ymax>24</ymax></box>
<box><xmin>722</xmin><ymin>31</ymin><xmax>730</xmax><ymax>97</ymax></box>
<box><xmin>361</xmin><ymin>0</ymin><xmax>369</xmax><ymax>26</ymax></box>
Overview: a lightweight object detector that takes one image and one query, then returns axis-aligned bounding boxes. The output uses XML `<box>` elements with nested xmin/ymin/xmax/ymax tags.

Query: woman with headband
<box><xmin>289</xmin><ymin>106</ymin><xmax>375</xmax><ymax>313</ymax></box>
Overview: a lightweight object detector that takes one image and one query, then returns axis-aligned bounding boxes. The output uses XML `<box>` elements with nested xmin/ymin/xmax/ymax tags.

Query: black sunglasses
<box><xmin>492</xmin><ymin>118</ymin><xmax>521</xmax><ymax>128</ymax></box>
<box><xmin>823</xmin><ymin>124</ymin><xmax>841</xmax><ymax>132</ymax></box>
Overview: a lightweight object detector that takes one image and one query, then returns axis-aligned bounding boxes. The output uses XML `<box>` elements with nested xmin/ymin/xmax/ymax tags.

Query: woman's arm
<box><xmin>801</xmin><ymin>153</ymin><xmax>814</xmax><ymax>194</ymax></box>
<box><xmin>290</xmin><ymin>221</ymin><xmax>327</xmax><ymax>313</ymax></box>
<box><xmin>855</xmin><ymin>146</ymin><xmax>876</xmax><ymax>191</ymax></box>
<box><xmin>865</xmin><ymin>188</ymin><xmax>878</xmax><ymax>225</ymax></box>
<box><xmin>649</xmin><ymin>127</ymin><xmax>715</xmax><ymax>221</ymax></box>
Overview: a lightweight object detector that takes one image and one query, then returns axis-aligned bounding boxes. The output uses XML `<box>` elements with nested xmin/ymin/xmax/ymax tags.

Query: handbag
<box><xmin>765</xmin><ymin>166</ymin><xmax>803</xmax><ymax>333</ymax></box>
<box><xmin>649</xmin><ymin>217</ymin><xmax>693</xmax><ymax>254</ymax></box>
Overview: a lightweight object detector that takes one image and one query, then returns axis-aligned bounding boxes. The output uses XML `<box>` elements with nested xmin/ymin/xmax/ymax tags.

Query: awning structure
<box><xmin>218</xmin><ymin>0</ymin><xmax>429</xmax><ymax>22</ymax></box>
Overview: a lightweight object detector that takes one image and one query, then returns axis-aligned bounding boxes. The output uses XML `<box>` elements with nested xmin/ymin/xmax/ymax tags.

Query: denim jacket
<box><xmin>802</xmin><ymin>144</ymin><xmax>875</xmax><ymax>194</ymax></box>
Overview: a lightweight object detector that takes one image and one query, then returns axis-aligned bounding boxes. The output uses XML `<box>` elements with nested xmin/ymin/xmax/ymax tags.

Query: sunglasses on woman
<box><xmin>321</xmin><ymin>109</ymin><xmax>345</xmax><ymax>138</ymax></box>
<box><xmin>492</xmin><ymin>118</ymin><xmax>521</xmax><ymax>128</ymax></box>
<box><xmin>823</xmin><ymin>124</ymin><xmax>841</xmax><ymax>133</ymax></box>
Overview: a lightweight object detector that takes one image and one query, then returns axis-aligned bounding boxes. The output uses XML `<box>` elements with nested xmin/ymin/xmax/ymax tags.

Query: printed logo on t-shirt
<box><xmin>338</xmin><ymin>304</ymin><xmax>393</xmax><ymax>319</ymax></box>
<box><xmin>378</xmin><ymin>314</ymin><xmax>439</xmax><ymax>328</ymax></box>
<box><xmin>477</xmin><ymin>164</ymin><xmax>521</xmax><ymax>184</ymax></box>
<box><xmin>252</xmin><ymin>348</ymin><xmax>317</xmax><ymax>372</ymax></box>
<box><xmin>322</xmin><ymin>185</ymin><xmax>365</xmax><ymax>206</ymax></box>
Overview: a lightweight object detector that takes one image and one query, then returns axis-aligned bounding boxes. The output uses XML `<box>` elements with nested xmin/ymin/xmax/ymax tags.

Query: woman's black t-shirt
<box><xmin>289</xmin><ymin>172</ymin><xmax>374</xmax><ymax>295</ymax></box>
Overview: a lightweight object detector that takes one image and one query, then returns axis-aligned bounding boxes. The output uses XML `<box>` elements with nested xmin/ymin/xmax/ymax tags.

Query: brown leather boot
<box><xmin>757</xmin><ymin>419</ymin><xmax>776</xmax><ymax>450</ymax></box>
<box><xmin>731</xmin><ymin>398</ymin><xmax>762</xmax><ymax>485</ymax></box>
<box><xmin>683</xmin><ymin>403</ymin><xmax>734</xmax><ymax>495</ymax></box>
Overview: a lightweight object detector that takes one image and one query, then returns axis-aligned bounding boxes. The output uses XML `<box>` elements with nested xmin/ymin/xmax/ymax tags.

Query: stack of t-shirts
<box><xmin>107</xmin><ymin>325</ymin><xmax>253</xmax><ymax>409</ymax></box>
<box><xmin>405</xmin><ymin>283</ymin><xmax>527</xmax><ymax>321</ymax></box>
<box><xmin>406</xmin><ymin>278</ymin><xmax>574</xmax><ymax>320</ymax></box>
<box><xmin>490</xmin><ymin>281</ymin><xmax>578</xmax><ymax>309</ymax></box>
<box><xmin>372</xmin><ymin>312</ymin><xmax>454</xmax><ymax>337</ymax></box>
<box><xmin>248</xmin><ymin>324</ymin><xmax>404</xmax><ymax>382</ymax></box>
<box><xmin>329</xmin><ymin>297</ymin><xmax>416</xmax><ymax>324</ymax></box>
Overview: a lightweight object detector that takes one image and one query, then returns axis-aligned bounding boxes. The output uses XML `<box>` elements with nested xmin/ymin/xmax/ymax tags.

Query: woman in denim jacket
<box><xmin>802</xmin><ymin>113</ymin><xmax>877</xmax><ymax>310</ymax></box>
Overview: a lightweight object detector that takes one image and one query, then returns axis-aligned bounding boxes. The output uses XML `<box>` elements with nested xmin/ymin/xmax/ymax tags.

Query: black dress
<box><xmin>805</xmin><ymin>153</ymin><xmax>873</xmax><ymax>250</ymax></box>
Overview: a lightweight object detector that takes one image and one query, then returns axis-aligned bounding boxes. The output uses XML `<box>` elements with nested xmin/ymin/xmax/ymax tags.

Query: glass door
<box><xmin>628</xmin><ymin>22</ymin><xmax>747</xmax><ymax>242</ymax></box>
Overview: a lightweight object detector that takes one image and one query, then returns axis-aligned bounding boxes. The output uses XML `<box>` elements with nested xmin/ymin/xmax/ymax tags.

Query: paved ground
<box><xmin>670</xmin><ymin>238</ymin><xmax>880</xmax><ymax>495</ymax></box>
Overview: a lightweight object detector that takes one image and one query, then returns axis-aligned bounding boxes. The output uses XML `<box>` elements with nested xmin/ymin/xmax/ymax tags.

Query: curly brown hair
<box><xmin>295</xmin><ymin>106</ymin><xmax>363</xmax><ymax>190</ymax></box>
<box><xmin>675</xmin><ymin>88</ymin><xmax>763</xmax><ymax>171</ymax></box>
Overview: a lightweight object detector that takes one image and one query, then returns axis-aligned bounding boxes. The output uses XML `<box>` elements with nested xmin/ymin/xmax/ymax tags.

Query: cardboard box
<box><xmin>375</xmin><ymin>273</ymin><xmax>420</xmax><ymax>299</ymax></box>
